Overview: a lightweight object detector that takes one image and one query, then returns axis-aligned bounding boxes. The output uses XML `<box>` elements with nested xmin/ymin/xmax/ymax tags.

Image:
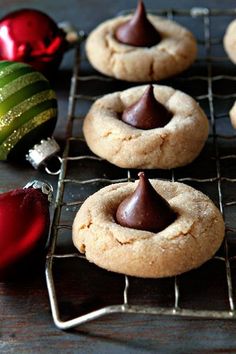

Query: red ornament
<box><xmin>0</xmin><ymin>181</ymin><xmax>52</xmax><ymax>274</ymax></box>
<box><xmin>0</xmin><ymin>9</ymin><xmax>67</xmax><ymax>75</ymax></box>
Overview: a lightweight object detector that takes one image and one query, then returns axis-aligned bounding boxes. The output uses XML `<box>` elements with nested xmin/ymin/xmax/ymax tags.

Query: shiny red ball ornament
<box><xmin>0</xmin><ymin>181</ymin><xmax>52</xmax><ymax>275</ymax></box>
<box><xmin>0</xmin><ymin>9</ymin><xmax>66</xmax><ymax>75</ymax></box>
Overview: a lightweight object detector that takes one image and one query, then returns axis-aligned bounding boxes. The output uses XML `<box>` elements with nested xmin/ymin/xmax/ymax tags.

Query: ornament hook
<box><xmin>44</xmin><ymin>155</ymin><xmax>62</xmax><ymax>175</ymax></box>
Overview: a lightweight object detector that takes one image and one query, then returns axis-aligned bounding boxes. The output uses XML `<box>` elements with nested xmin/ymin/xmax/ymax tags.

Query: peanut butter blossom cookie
<box><xmin>83</xmin><ymin>84</ymin><xmax>209</xmax><ymax>169</ymax></box>
<box><xmin>224</xmin><ymin>19</ymin><xmax>236</xmax><ymax>64</ymax></box>
<box><xmin>0</xmin><ymin>61</ymin><xmax>57</xmax><ymax>161</ymax></box>
<box><xmin>229</xmin><ymin>101</ymin><xmax>236</xmax><ymax>129</ymax></box>
<box><xmin>86</xmin><ymin>1</ymin><xmax>197</xmax><ymax>82</ymax></box>
<box><xmin>73</xmin><ymin>173</ymin><xmax>224</xmax><ymax>278</ymax></box>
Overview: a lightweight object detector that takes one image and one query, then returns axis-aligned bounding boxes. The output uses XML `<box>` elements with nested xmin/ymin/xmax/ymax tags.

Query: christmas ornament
<box><xmin>0</xmin><ymin>180</ymin><xmax>52</xmax><ymax>274</ymax></box>
<box><xmin>0</xmin><ymin>60</ymin><xmax>60</xmax><ymax>170</ymax></box>
<box><xmin>0</xmin><ymin>8</ymin><xmax>71</xmax><ymax>75</ymax></box>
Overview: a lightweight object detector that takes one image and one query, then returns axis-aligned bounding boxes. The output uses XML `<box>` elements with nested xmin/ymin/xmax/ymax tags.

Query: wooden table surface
<box><xmin>1</xmin><ymin>0</ymin><xmax>236</xmax><ymax>353</ymax></box>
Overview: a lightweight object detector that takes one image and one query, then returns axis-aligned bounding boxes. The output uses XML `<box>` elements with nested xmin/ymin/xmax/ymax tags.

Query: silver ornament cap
<box><xmin>24</xmin><ymin>180</ymin><xmax>53</xmax><ymax>202</ymax></box>
<box><xmin>25</xmin><ymin>137</ymin><xmax>60</xmax><ymax>169</ymax></box>
<box><xmin>58</xmin><ymin>21</ymin><xmax>86</xmax><ymax>46</ymax></box>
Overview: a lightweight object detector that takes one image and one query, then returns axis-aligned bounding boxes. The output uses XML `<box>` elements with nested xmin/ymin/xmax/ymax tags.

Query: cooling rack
<box><xmin>46</xmin><ymin>7</ymin><xmax>236</xmax><ymax>329</ymax></box>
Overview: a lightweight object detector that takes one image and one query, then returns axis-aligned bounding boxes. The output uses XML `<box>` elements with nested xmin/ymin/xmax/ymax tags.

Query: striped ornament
<box><xmin>0</xmin><ymin>61</ymin><xmax>57</xmax><ymax>160</ymax></box>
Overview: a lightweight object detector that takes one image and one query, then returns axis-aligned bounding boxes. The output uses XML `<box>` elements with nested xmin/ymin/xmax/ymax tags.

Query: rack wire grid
<box><xmin>46</xmin><ymin>7</ymin><xmax>236</xmax><ymax>330</ymax></box>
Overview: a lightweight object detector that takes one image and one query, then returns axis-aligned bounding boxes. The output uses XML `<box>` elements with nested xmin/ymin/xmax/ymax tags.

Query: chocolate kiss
<box><xmin>122</xmin><ymin>85</ymin><xmax>172</xmax><ymax>129</ymax></box>
<box><xmin>116</xmin><ymin>172</ymin><xmax>176</xmax><ymax>232</ymax></box>
<box><xmin>115</xmin><ymin>1</ymin><xmax>161</xmax><ymax>47</ymax></box>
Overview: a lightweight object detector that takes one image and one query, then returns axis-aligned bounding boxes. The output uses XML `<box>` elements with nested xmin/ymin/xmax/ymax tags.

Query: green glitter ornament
<box><xmin>0</xmin><ymin>61</ymin><xmax>58</xmax><ymax>168</ymax></box>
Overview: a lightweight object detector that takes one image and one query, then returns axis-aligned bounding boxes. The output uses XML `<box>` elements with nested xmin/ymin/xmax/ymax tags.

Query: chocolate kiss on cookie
<box><xmin>116</xmin><ymin>172</ymin><xmax>176</xmax><ymax>232</ymax></box>
<box><xmin>115</xmin><ymin>1</ymin><xmax>161</xmax><ymax>47</ymax></box>
<box><xmin>122</xmin><ymin>85</ymin><xmax>172</xmax><ymax>129</ymax></box>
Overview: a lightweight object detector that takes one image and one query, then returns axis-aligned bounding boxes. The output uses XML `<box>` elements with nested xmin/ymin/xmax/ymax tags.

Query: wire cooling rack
<box><xmin>46</xmin><ymin>7</ymin><xmax>236</xmax><ymax>329</ymax></box>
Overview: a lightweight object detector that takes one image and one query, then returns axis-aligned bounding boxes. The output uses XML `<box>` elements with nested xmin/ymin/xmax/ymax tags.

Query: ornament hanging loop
<box><xmin>44</xmin><ymin>155</ymin><xmax>62</xmax><ymax>176</ymax></box>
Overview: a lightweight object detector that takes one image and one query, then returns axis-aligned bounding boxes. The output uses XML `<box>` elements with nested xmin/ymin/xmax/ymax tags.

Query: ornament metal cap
<box><xmin>58</xmin><ymin>21</ymin><xmax>86</xmax><ymax>46</ymax></box>
<box><xmin>24</xmin><ymin>180</ymin><xmax>53</xmax><ymax>202</ymax></box>
<box><xmin>25</xmin><ymin>137</ymin><xmax>60</xmax><ymax>170</ymax></box>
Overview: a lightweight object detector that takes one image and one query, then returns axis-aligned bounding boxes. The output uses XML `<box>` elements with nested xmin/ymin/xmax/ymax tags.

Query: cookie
<box><xmin>83</xmin><ymin>84</ymin><xmax>209</xmax><ymax>169</ymax></box>
<box><xmin>230</xmin><ymin>101</ymin><xmax>236</xmax><ymax>128</ymax></box>
<box><xmin>85</xmin><ymin>12</ymin><xmax>197</xmax><ymax>82</ymax></box>
<box><xmin>72</xmin><ymin>179</ymin><xmax>224</xmax><ymax>278</ymax></box>
<box><xmin>224</xmin><ymin>19</ymin><xmax>236</xmax><ymax>64</ymax></box>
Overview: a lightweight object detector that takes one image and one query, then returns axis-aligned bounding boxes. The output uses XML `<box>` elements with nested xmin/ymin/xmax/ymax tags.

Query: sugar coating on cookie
<box><xmin>72</xmin><ymin>180</ymin><xmax>225</xmax><ymax>278</ymax></box>
<box><xmin>83</xmin><ymin>85</ymin><xmax>209</xmax><ymax>169</ymax></box>
<box><xmin>86</xmin><ymin>14</ymin><xmax>197</xmax><ymax>82</ymax></box>
<box><xmin>224</xmin><ymin>19</ymin><xmax>236</xmax><ymax>64</ymax></box>
<box><xmin>230</xmin><ymin>101</ymin><xmax>236</xmax><ymax>128</ymax></box>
